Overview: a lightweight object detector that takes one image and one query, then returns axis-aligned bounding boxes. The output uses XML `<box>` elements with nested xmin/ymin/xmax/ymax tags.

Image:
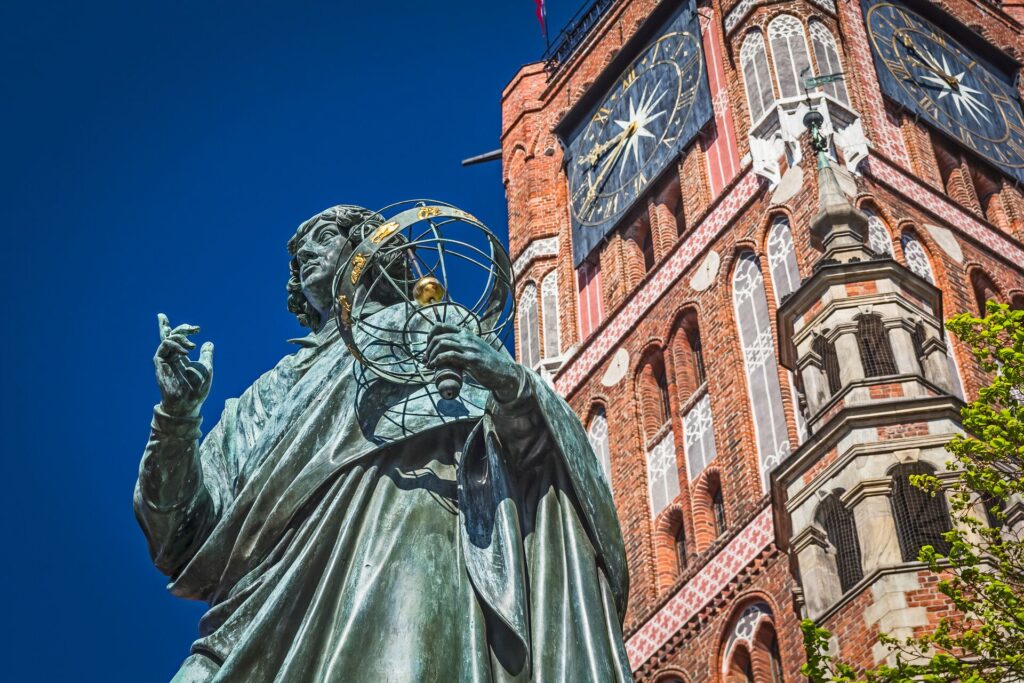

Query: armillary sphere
<box><xmin>332</xmin><ymin>200</ymin><xmax>514</xmax><ymax>399</ymax></box>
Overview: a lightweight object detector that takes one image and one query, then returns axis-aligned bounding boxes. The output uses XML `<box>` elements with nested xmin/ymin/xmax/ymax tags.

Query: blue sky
<box><xmin>0</xmin><ymin>1</ymin><xmax>579</xmax><ymax>679</ymax></box>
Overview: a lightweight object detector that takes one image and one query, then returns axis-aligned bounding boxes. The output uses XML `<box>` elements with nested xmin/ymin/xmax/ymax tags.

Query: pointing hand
<box><xmin>154</xmin><ymin>313</ymin><xmax>214</xmax><ymax>418</ymax></box>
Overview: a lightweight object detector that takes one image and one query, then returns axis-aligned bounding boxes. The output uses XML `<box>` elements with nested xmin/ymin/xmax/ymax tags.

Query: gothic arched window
<box><xmin>517</xmin><ymin>283</ymin><xmax>540</xmax><ymax>369</ymax></box>
<box><xmin>541</xmin><ymin>269</ymin><xmax>561</xmax><ymax>358</ymax></box>
<box><xmin>816</xmin><ymin>492</ymin><xmax>864</xmax><ymax>592</ymax></box>
<box><xmin>856</xmin><ymin>313</ymin><xmax>898</xmax><ymax>377</ymax></box>
<box><xmin>768</xmin><ymin>15</ymin><xmax>812</xmax><ymax>100</ymax></box>
<box><xmin>733</xmin><ymin>251</ymin><xmax>791</xmax><ymax>489</ymax></box>
<box><xmin>767</xmin><ymin>216</ymin><xmax>801</xmax><ymax>303</ymax></box>
<box><xmin>970</xmin><ymin>269</ymin><xmax>1000</xmax><ymax>317</ymax></box>
<box><xmin>890</xmin><ymin>462</ymin><xmax>952</xmax><ymax>561</ymax></box>
<box><xmin>741</xmin><ymin>31</ymin><xmax>776</xmax><ymax>125</ymax></box>
<box><xmin>901</xmin><ymin>231</ymin><xmax>935</xmax><ymax>284</ymax></box>
<box><xmin>723</xmin><ymin>602</ymin><xmax>778</xmax><ymax>682</ymax></box>
<box><xmin>812</xmin><ymin>334</ymin><xmax>841</xmax><ymax>394</ymax></box>
<box><xmin>808</xmin><ymin>20</ymin><xmax>848</xmax><ymax>103</ymax></box>
<box><xmin>863</xmin><ymin>208</ymin><xmax>894</xmax><ymax>257</ymax></box>
<box><xmin>712</xmin><ymin>480</ymin><xmax>727</xmax><ymax>537</ymax></box>
<box><xmin>587</xmin><ymin>406</ymin><xmax>612</xmax><ymax>489</ymax></box>
<box><xmin>647</xmin><ymin>427</ymin><xmax>680</xmax><ymax>518</ymax></box>
<box><xmin>675</xmin><ymin>522</ymin><xmax>688</xmax><ymax>571</ymax></box>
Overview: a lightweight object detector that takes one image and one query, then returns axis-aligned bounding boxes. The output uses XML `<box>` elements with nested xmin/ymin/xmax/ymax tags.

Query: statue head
<box><xmin>287</xmin><ymin>204</ymin><xmax>382</xmax><ymax>330</ymax></box>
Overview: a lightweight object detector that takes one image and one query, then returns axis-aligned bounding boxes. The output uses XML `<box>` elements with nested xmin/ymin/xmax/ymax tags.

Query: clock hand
<box><xmin>580</xmin><ymin>126</ymin><xmax>632</xmax><ymax>169</ymax></box>
<box><xmin>898</xmin><ymin>33</ymin><xmax>959</xmax><ymax>90</ymax></box>
<box><xmin>580</xmin><ymin>129</ymin><xmax>632</xmax><ymax>218</ymax></box>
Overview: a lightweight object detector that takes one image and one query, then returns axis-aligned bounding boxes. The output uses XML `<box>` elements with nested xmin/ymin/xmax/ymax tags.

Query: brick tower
<box><xmin>499</xmin><ymin>0</ymin><xmax>1024</xmax><ymax>679</ymax></box>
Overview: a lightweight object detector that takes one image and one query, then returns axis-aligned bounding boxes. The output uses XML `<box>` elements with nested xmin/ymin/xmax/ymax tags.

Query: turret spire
<box><xmin>804</xmin><ymin>109</ymin><xmax>872</xmax><ymax>264</ymax></box>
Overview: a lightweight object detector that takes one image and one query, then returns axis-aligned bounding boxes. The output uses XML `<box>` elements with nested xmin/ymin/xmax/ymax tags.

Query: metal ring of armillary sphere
<box><xmin>332</xmin><ymin>199</ymin><xmax>514</xmax><ymax>396</ymax></box>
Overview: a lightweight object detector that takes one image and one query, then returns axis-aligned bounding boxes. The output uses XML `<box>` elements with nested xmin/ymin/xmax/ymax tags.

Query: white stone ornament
<box><xmin>689</xmin><ymin>249</ymin><xmax>721</xmax><ymax>292</ymax></box>
<box><xmin>925</xmin><ymin>224</ymin><xmax>963</xmax><ymax>264</ymax></box>
<box><xmin>600</xmin><ymin>347</ymin><xmax>630</xmax><ymax>387</ymax></box>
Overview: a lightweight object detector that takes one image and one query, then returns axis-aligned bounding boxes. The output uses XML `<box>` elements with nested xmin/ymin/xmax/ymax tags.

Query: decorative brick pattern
<box><xmin>866</xmin><ymin>155</ymin><xmax>1024</xmax><ymax>265</ymax></box>
<box><xmin>512</xmin><ymin>235</ymin><xmax>559</xmax><ymax>277</ymax></box>
<box><xmin>554</xmin><ymin>171</ymin><xmax>762</xmax><ymax>397</ymax></box>
<box><xmin>626</xmin><ymin>506</ymin><xmax>775</xmax><ymax>668</ymax></box>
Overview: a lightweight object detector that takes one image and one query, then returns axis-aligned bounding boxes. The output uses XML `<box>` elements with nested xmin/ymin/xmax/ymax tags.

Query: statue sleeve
<box><xmin>483</xmin><ymin>367</ymin><xmax>630</xmax><ymax>617</ymax></box>
<box><xmin>134</xmin><ymin>359</ymin><xmax>294</xmax><ymax>579</ymax></box>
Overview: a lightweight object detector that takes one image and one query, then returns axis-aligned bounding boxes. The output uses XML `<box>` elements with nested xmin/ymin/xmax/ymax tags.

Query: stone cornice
<box><xmin>772</xmin><ymin>395</ymin><xmax>962</xmax><ymax>505</ymax></box>
<box><xmin>776</xmin><ymin>258</ymin><xmax>943</xmax><ymax>368</ymax></box>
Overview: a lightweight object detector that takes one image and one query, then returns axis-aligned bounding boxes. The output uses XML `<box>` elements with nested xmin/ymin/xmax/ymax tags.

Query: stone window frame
<box><xmin>815</xmin><ymin>490</ymin><xmax>865</xmax><ymax>593</ymax></box>
<box><xmin>586</xmin><ymin>404</ymin><xmax>613</xmax><ymax>491</ymax></box>
<box><xmin>540</xmin><ymin>268</ymin><xmax>562</xmax><ymax>358</ymax></box>
<box><xmin>732</xmin><ymin>250</ymin><xmax>791</xmax><ymax>491</ymax></box>
<box><xmin>517</xmin><ymin>281</ymin><xmax>540</xmax><ymax>370</ymax></box>
<box><xmin>767</xmin><ymin>14</ymin><xmax>813</xmax><ymax>101</ymax></box>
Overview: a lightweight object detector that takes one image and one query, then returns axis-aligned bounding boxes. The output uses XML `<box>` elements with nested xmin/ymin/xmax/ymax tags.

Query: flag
<box><xmin>534</xmin><ymin>0</ymin><xmax>548</xmax><ymax>40</ymax></box>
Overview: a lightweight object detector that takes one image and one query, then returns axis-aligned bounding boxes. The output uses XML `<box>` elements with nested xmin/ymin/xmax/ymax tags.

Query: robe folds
<box><xmin>135</xmin><ymin>319</ymin><xmax>631</xmax><ymax>682</ymax></box>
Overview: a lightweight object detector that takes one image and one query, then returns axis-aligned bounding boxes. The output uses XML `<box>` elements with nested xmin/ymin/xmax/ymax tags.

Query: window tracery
<box><xmin>741</xmin><ymin>31</ymin><xmax>776</xmax><ymax>125</ymax></box>
<box><xmin>768</xmin><ymin>15</ymin><xmax>812</xmax><ymax>100</ymax></box>
<box><xmin>733</xmin><ymin>252</ymin><xmax>791</xmax><ymax>489</ymax></box>
<box><xmin>587</xmin><ymin>407</ymin><xmax>613</xmax><ymax>489</ymax></box>
<box><xmin>517</xmin><ymin>283</ymin><xmax>540</xmax><ymax>369</ymax></box>
<box><xmin>809</xmin><ymin>20</ymin><xmax>848</xmax><ymax>103</ymax></box>
<box><xmin>766</xmin><ymin>216</ymin><xmax>800</xmax><ymax>303</ymax></box>
<box><xmin>541</xmin><ymin>269</ymin><xmax>561</xmax><ymax>358</ymax></box>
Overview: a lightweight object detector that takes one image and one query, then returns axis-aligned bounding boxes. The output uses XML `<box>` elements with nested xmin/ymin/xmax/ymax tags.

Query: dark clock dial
<box><xmin>865</xmin><ymin>2</ymin><xmax>1024</xmax><ymax>175</ymax></box>
<box><xmin>567</xmin><ymin>29</ymin><xmax>705</xmax><ymax>229</ymax></box>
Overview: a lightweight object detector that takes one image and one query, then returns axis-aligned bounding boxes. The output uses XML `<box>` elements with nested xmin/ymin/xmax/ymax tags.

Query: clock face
<box><xmin>865</xmin><ymin>2</ymin><xmax>1024</xmax><ymax>175</ymax></box>
<box><xmin>567</xmin><ymin>29</ymin><xmax>705</xmax><ymax>230</ymax></box>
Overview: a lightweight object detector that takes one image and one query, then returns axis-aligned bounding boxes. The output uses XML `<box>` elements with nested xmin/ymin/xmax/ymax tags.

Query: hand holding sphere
<box><xmin>332</xmin><ymin>201</ymin><xmax>516</xmax><ymax>401</ymax></box>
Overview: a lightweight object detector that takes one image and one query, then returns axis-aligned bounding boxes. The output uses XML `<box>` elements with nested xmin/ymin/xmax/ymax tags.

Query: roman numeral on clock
<box><xmin>622</xmin><ymin>68</ymin><xmax>638</xmax><ymax>91</ymax></box>
<box><xmin>885</xmin><ymin>59</ymin><xmax>912</xmax><ymax>81</ymax></box>
<box><xmin>634</xmin><ymin>172</ymin><xmax>648</xmax><ymax>192</ymax></box>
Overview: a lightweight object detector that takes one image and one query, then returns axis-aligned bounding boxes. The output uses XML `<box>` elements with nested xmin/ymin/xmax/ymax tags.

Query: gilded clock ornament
<box><xmin>560</xmin><ymin>2</ymin><xmax>713</xmax><ymax>266</ymax></box>
<box><xmin>863</xmin><ymin>0</ymin><xmax>1024</xmax><ymax>181</ymax></box>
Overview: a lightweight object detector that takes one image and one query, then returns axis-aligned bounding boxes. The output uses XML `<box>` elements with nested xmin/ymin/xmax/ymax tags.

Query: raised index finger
<box><xmin>157</xmin><ymin>313</ymin><xmax>171</xmax><ymax>341</ymax></box>
<box><xmin>170</xmin><ymin>323</ymin><xmax>201</xmax><ymax>338</ymax></box>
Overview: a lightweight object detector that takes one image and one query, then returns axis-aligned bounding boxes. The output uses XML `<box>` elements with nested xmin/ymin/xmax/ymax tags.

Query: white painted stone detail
<box><xmin>600</xmin><ymin>348</ymin><xmax>629</xmax><ymax>387</ymax></box>
<box><xmin>724</xmin><ymin>0</ymin><xmax>758</xmax><ymax>33</ymax></box>
<box><xmin>770</xmin><ymin>165</ymin><xmax>803</xmax><ymax>204</ymax></box>
<box><xmin>925</xmin><ymin>224</ymin><xmax>963</xmax><ymax>264</ymax></box>
<box><xmin>587</xmin><ymin>408</ymin><xmax>613</xmax><ymax>489</ymax></box>
<box><xmin>647</xmin><ymin>430</ymin><xmax>680</xmax><ymax>518</ymax></box>
<box><xmin>809</xmin><ymin>0</ymin><xmax>837</xmax><ymax>15</ymax></box>
<box><xmin>689</xmin><ymin>250</ymin><xmax>720</xmax><ymax>292</ymax></box>
<box><xmin>512</xmin><ymin>236</ymin><xmax>558</xmax><ymax>277</ymax></box>
<box><xmin>684</xmin><ymin>393</ymin><xmax>717</xmax><ymax>480</ymax></box>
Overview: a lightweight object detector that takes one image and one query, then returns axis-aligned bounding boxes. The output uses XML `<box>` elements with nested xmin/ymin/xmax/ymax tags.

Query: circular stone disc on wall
<box><xmin>689</xmin><ymin>249</ymin><xmax>720</xmax><ymax>292</ymax></box>
<box><xmin>600</xmin><ymin>348</ymin><xmax>630</xmax><ymax>387</ymax></box>
<box><xmin>925</xmin><ymin>224</ymin><xmax>963</xmax><ymax>264</ymax></box>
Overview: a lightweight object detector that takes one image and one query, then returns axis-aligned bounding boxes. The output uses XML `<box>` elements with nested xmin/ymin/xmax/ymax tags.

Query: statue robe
<box><xmin>135</xmin><ymin>321</ymin><xmax>631</xmax><ymax>682</ymax></box>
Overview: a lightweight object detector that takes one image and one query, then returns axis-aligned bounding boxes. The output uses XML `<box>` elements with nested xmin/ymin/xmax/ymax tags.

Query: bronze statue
<box><xmin>135</xmin><ymin>204</ymin><xmax>631</xmax><ymax>681</ymax></box>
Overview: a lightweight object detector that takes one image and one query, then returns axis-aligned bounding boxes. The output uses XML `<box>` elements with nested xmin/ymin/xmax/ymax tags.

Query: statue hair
<box><xmin>287</xmin><ymin>204</ymin><xmax>383</xmax><ymax>330</ymax></box>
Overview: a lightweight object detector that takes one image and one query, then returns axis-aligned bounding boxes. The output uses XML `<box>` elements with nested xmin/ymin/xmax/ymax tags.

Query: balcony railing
<box><xmin>544</xmin><ymin>0</ymin><xmax>616</xmax><ymax>73</ymax></box>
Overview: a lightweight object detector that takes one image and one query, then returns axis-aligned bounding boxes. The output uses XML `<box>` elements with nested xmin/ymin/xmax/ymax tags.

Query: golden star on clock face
<box><xmin>866</xmin><ymin>2</ymin><xmax>1024</xmax><ymax>172</ymax></box>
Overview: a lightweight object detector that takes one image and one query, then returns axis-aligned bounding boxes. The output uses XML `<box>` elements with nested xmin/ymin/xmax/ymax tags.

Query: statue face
<box><xmin>296</xmin><ymin>218</ymin><xmax>347</xmax><ymax>321</ymax></box>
